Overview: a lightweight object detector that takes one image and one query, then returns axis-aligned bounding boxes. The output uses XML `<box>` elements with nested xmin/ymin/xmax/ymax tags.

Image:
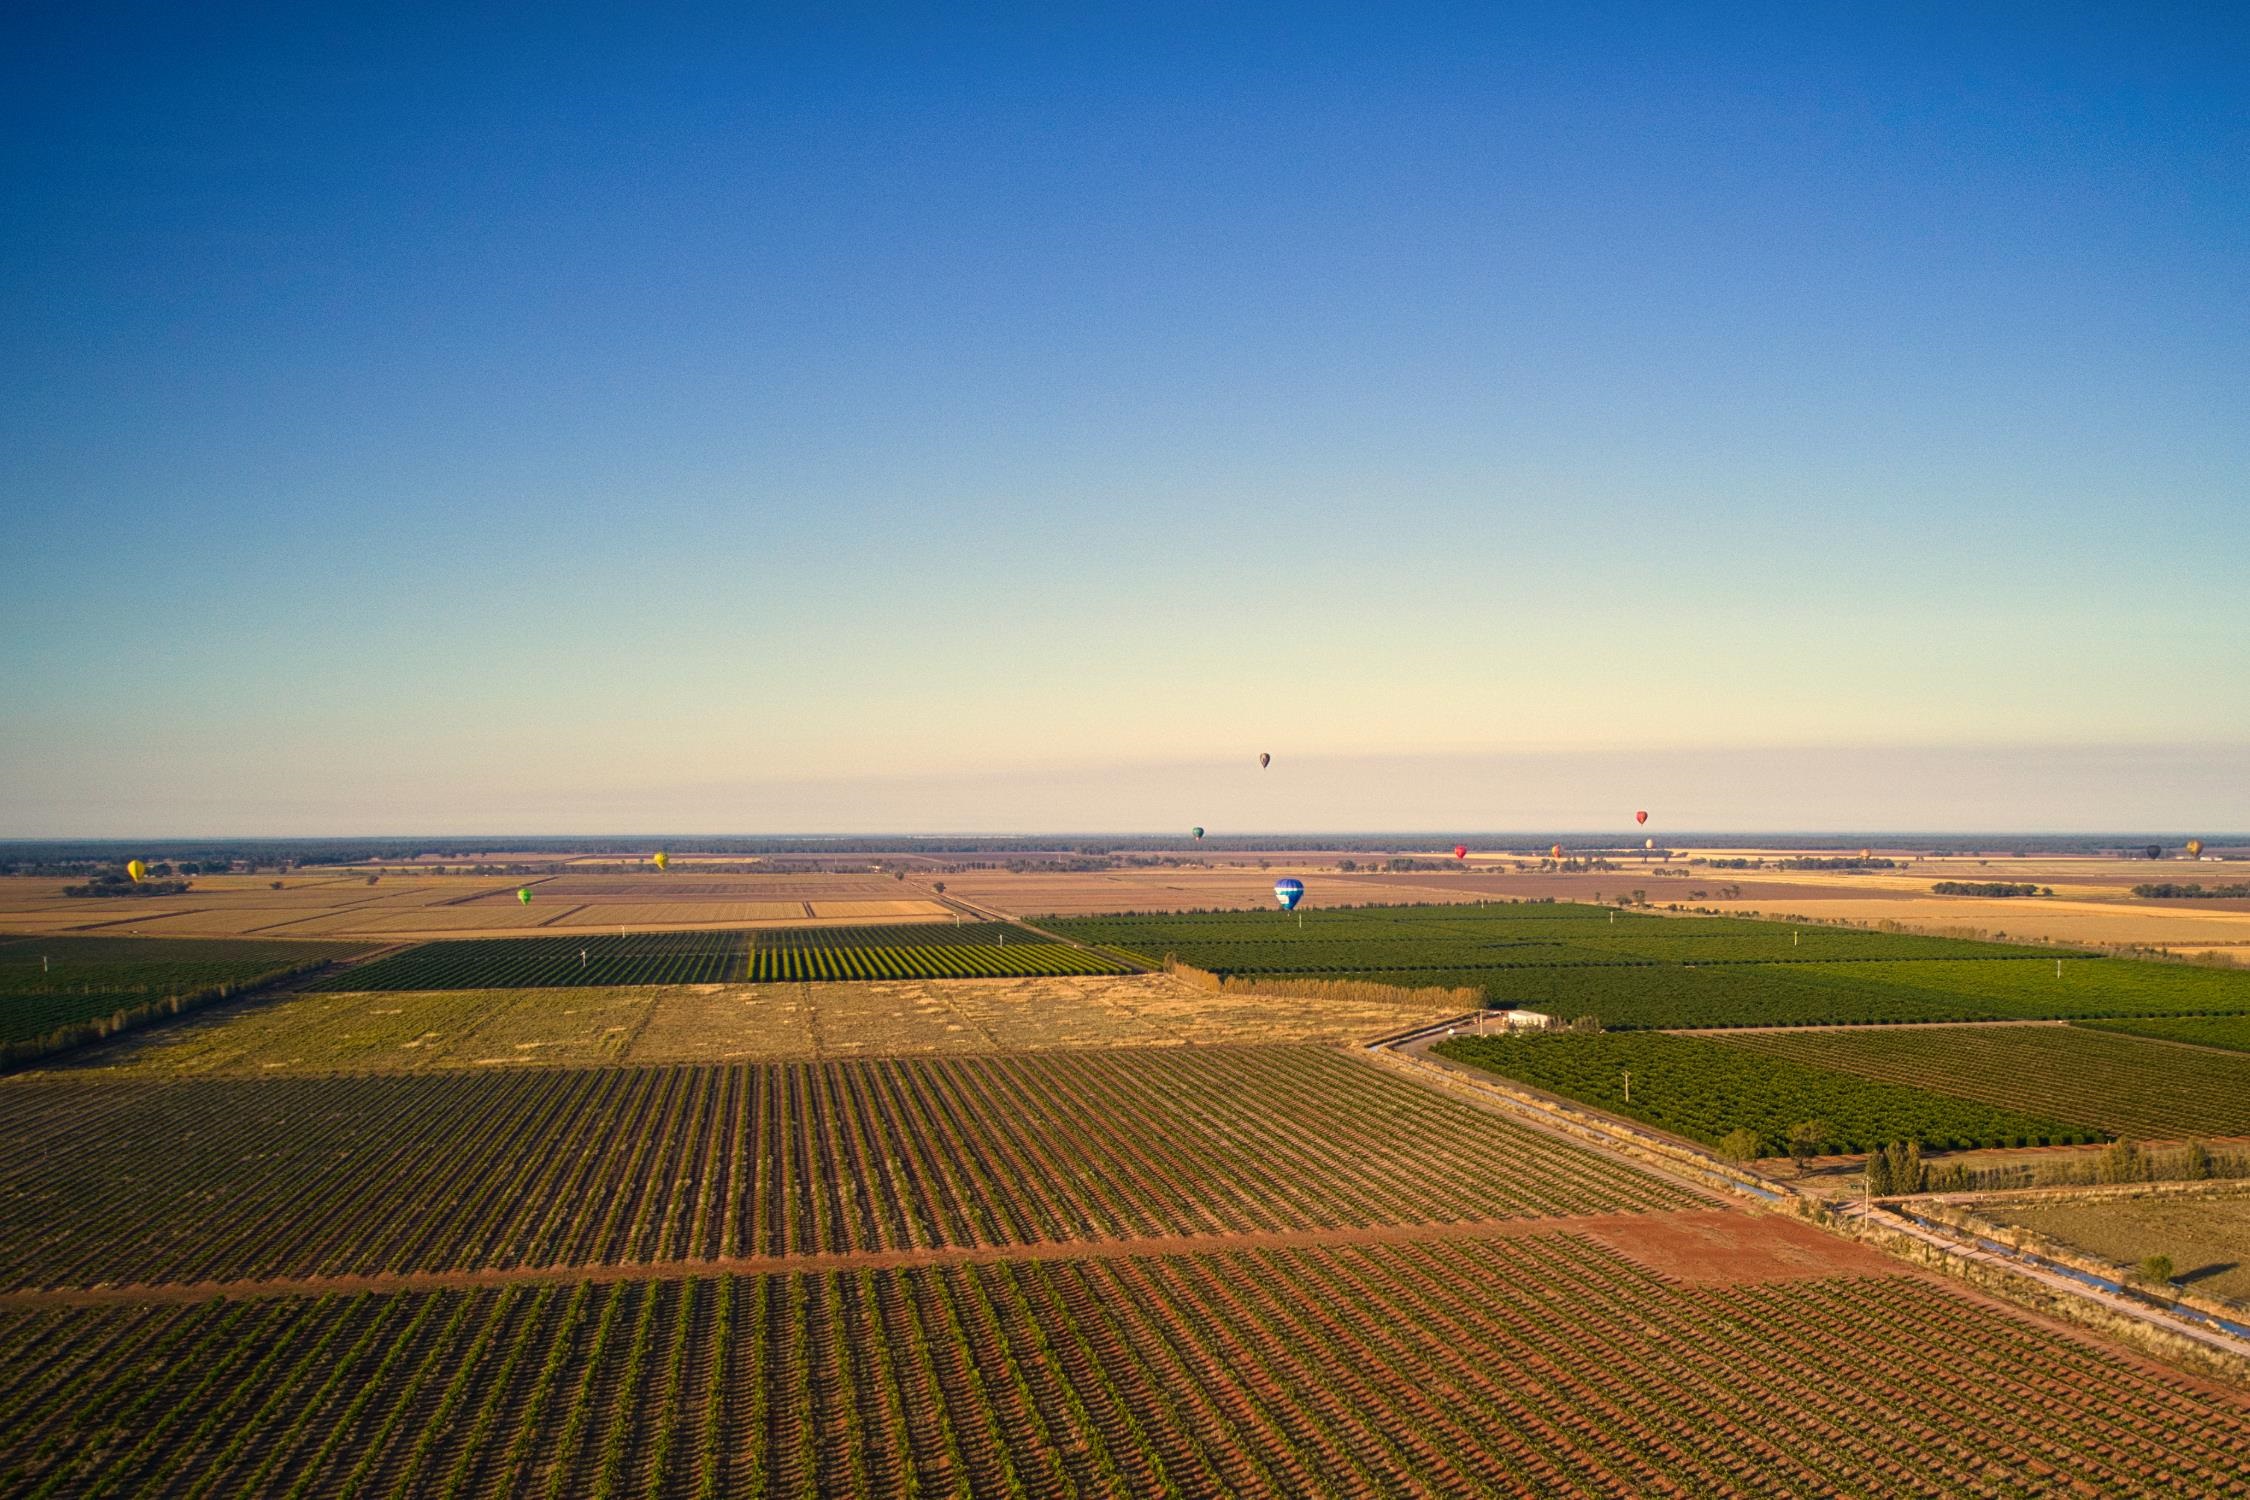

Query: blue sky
<box><xmin>2</xmin><ymin>4</ymin><xmax>2244</xmax><ymax>835</ymax></box>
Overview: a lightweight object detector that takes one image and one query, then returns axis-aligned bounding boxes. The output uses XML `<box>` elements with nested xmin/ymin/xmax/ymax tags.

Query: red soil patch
<box><xmin>1581</xmin><ymin>1209</ymin><xmax>1900</xmax><ymax>1285</ymax></box>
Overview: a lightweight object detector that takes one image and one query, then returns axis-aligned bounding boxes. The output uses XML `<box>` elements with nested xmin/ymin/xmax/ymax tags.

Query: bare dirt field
<box><xmin>40</xmin><ymin>970</ymin><xmax>1466</xmax><ymax>1076</ymax></box>
<box><xmin>1986</xmin><ymin>1191</ymin><xmax>2250</xmax><ymax>1305</ymax></box>
<box><xmin>0</xmin><ymin>872</ymin><xmax>958</xmax><ymax>941</ymax></box>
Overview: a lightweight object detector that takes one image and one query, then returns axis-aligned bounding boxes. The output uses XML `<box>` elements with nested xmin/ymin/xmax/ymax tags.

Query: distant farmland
<box><xmin>307</xmin><ymin>922</ymin><xmax>1133</xmax><ymax>991</ymax></box>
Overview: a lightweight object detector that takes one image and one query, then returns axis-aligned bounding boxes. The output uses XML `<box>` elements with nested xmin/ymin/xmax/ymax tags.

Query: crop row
<box><xmin>744</xmin><ymin>941</ymin><xmax>1126</xmax><ymax>982</ymax></box>
<box><xmin>0</xmin><ymin>1048</ymin><xmax>1695</xmax><ymax>1290</ymax></box>
<box><xmin>309</xmin><ymin>923</ymin><xmax>1130</xmax><ymax>991</ymax></box>
<box><xmin>1713</xmin><ymin>1025</ymin><xmax>2250</xmax><ymax>1142</ymax></box>
<box><xmin>309</xmin><ymin>932</ymin><xmax>751</xmax><ymax>991</ymax></box>
<box><xmin>757</xmin><ymin>922</ymin><xmax>1054</xmax><ymax>951</ymax></box>
<box><xmin>1241</xmin><ymin>951</ymin><xmax>2250</xmax><ymax>1031</ymax></box>
<box><xmin>7</xmin><ymin>1232</ymin><xmax>2247</xmax><ymax>1497</ymax></box>
<box><xmin>2076</xmin><ymin>1013</ymin><xmax>2250</xmax><ymax>1053</ymax></box>
<box><xmin>1049</xmin><ymin>906</ymin><xmax>2043</xmax><ymax>975</ymax></box>
<box><xmin>1434</xmin><ymin>1032</ymin><xmax>2092</xmax><ymax>1155</ymax></box>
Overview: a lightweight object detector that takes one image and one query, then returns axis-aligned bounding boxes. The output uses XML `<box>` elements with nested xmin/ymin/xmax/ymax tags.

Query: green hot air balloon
<box><xmin>517</xmin><ymin>887</ymin><xmax>532</xmax><ymax>905</ymax></box>
<box><xmin>1192</xmin><ymin>827</ymin><xmax>1205</xmax><ymax>841</ymax></box>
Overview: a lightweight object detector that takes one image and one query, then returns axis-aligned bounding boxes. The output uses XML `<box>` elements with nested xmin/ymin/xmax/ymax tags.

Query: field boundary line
<box><xmin>0</xmin><ymin>1214</ymin><xmax>1684</xmax><ymax>1309</ymax></box>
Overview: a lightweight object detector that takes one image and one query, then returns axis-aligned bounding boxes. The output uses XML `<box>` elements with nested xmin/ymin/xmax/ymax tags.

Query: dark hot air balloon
<box><xmin>1192</xmin><ymin>827</ymin><xmax>1205</xmax><ymax>841</ymax></box>
<box><xmin>1258</xmin><ymin>753</ymin><xmax>1271</xmax><ymax>770</ymax></box>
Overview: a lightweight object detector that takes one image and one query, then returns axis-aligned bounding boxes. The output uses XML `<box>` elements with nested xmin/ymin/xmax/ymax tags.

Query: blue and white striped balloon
<box><xmin>1273</xmin><ymin>878</ymin><xmax>1305</xmax><ymax>911</ymax></box>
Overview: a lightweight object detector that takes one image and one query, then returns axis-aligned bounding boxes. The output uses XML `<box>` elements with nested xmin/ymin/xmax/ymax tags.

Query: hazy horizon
<box><xmin>3</xmin><ymin>742</ymin><xmax>2239</xmax><ymax>841</ymax></box>
<box><xmin>5</xmin><ymin>7</ymin><xmax>2244</xmax><ymax>835</ymax></box>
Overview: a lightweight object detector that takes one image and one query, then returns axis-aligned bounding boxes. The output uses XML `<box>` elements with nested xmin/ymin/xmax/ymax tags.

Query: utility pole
<box><xmin>1622</xmin><ymin>1070</ymin><xmax>1631</xmax><ymax>1103</ymax></box>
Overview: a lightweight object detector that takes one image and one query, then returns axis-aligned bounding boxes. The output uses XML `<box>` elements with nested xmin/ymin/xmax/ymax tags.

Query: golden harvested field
<box><xmin>808</xmin><ymin>898</ymin><xmax>950</xmax><ymax>919</ymax></box>
<box><xmin>1987</xmin><ymin>1190</ymin><xmax>2250</xmax><ymax>1305</ymax></box>
<box><xmin>0</xmin><ymin>872</ymin><xmax>958</xmax><ymax>941</ymax></box>
<box><xmin>52</xmin><ymin>986</ymin><xmax>661</xmax><ymax>1075</ymax></box>
<box><xmin>42</xmin><ymin>971</ymin><xmax>1464</xmax><ymax>1076</ymax></box>
<box><xmin>551</xmin><ymin>901</ymin><xmax>816</xmax><ymax>925</ymax></box>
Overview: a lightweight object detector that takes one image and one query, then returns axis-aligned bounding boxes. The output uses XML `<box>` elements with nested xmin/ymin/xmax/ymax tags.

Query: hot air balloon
<box><xmin>1635</xmin><ymin>810</ymin><xmax>1648</xmax><ymax>826</ymax></box>
<box><xmin>1860</xmin><ymin>848</ymin><xmax>1872</xmax><ymax>859</ymax></box>
<box><xmin>1550</xmin><ymin>844</ymin><xmax>1563</xmax><ymax>860</ymax></box>
<box><xmin>1258</xmin><ymin>753</ymin><xmax>1271</xmax><ymax>770</ymax></box>
<box><xmin>125</xmin><ymin>859</ymin><xmax>147</xmax><ymax>883</ymax></box>
<box><xmin>1453</xmin><ymin>844</ymin><xmax>1468</xmax><ymax>860</ymax></box>
<box><xmin>2188</xmin><ymin>839</ymin><xmax>2205</xmax><ymax>858</ymax></box>
<box><xmin>1192</xmin><ymin>827</ymin><xmax>1205</xmax><ymax>842</ymax></box>
<box><xmin>517</xmin><ymin>887</ymin><xmax>533</xmax><ymax>905</ymax></box>
<box><xmin>1644</xmin><ymin>837</ymin><xmax>1654</xmax><ymax>850</ymax></box>
<box><xmin>2145</xmin><ymin>844</ymin><xmax>2164</xmax><ymax>860</ymax></box>
<box><xmin>653</xmin><ymin>850</ymin><xmax>670</xmax><ymax>871</ymax></box>
<box><xmin>1273</xmin><ymin>878</ymin><xmax>1305</xmax><ymax>911</ymax></box>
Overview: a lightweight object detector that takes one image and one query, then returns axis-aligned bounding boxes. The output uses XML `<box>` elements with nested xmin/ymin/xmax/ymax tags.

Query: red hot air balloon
<box><xmin>1453</xmin><ymin>844</ymin><xmax>1468</xmax><ymax>860</ymax></box>
<box><xmin>1550</xmin><ymin>844</ymin><xmax>1563</xmax><ymax>860</ymax></box>
<box><xmin>1635</xmin><ymin>810</ymin><xmax>1648</xmax><ymax>826</ymax></box>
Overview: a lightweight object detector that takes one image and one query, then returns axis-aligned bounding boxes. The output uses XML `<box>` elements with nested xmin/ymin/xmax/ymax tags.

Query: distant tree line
<box><xmin>2132</xmin><ymin>882</ymin><xmax>2250</xmax><ymax>900</ymax></box>
<box><xmin>62</xmin><ymin>875</ymin><xmax>193</xmax><ymax>898</ymax></box>
<box><xmin>1930</xmin><ymin>881</ymin><xmax>2049</xmax><ymax>898</ymax></box>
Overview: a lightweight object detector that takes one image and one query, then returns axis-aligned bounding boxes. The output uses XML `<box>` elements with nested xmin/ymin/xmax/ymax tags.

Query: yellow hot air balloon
<box><xmin>653</xmin><ymin>850</ymin><xmax>670</xmax><ymax>871</ymax></box>
<box><xmin>126</xmin><ymin>859</ymin><xmax>147</xmax><ymax>883</ymax></box>
<box><xmin>2186</xmin><ymin>839</ymin><xmax>2204</xmax><ymax>858</ymax></box>
<box><xmin>1550</xmin><ymin>844</ymin><xmax>1563</xmax><ymax>860</ymax></box>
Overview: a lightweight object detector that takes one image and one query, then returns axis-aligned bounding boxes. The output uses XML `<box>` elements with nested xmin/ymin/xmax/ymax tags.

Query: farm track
<box><xmin>0</xmin><ymin>1213</ymin><xmax>1682</xmax><ymax>1308</ymax></box>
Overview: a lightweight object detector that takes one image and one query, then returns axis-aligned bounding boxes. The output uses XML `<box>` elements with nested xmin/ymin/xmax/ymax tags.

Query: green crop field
<box><xmin>1045</xmin><ymin>904</ymin><xmax>2250</xmax><ymax>1029</ymax></box>
<box><xmin>2075</xmin><ymin>1013</ymin><xmax>2250</xmax><ymax>1053</ymax></box>
<box><xmin>745</xmin><ymin>922</ymin><xmax>1133</xmax><ymax>981</ymax></box>
<box><xmin>1433</xmin><ymin>1031</ymin><xmax>2085</xmax><ymax>1155</ymax></box>
<box><xmin>0</xmin><ymin>935</ymin><xmax>372</xmax><ymax>1053</ymax></box>
<box><xmin>306</xmin><ymin>930</ymin><xmax>751</xmax><ymax>990</ymax></box>
<box><xmin>311</xmin><ymin>923</ymin><xmax>1131</xmax><ymax>990</ymax></box>
<box><xmin>1712</xmin><ymin>1026</ymin><xmax>2250</xmax><ymax>1142</ymax></box>
<box><xmin>1363</xmin><ymin>961</ymin><xmax>2027</xmax><ymax>1030</ymax></box>
<box><xmin>1048</xmin><ymin>906</ymin><xmax>2031</xmax><ymax>976</ymax></box>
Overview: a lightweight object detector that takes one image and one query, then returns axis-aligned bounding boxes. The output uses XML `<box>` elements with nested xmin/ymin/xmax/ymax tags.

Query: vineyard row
<box><xmin>0</xmin><ymin>1048</ymin><xmax>1694</xmax><ymax>1291</ymax></box>
<box><xmin>5</xmin><ymin>1233</ymin><xmax>2245</xmax><ymax>1498</ymax></box>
